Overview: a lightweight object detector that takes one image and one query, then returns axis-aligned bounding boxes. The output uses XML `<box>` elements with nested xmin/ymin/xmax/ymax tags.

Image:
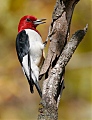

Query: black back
<box><xmin>16</xmin><ymin>30</ymin><xmax>30</xmax><ymax>64</ymax></box>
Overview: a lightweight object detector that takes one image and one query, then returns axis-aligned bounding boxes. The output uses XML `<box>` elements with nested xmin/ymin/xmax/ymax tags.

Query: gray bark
<box><xmin>38</xmin><ymin>0</ymin><xmax>88</xmax><ymax>120</ymax></box>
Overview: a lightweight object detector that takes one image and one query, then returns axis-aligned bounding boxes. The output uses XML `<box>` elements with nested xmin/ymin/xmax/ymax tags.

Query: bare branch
<box><xmin>37</xmin><ymin>0</ymin><xmax>88</xmax><ymax>119</ymax></box>
<box><xmin>38</xmin><ymin>24</ymin><xmax>88</xmax><ymax>120</ymax></box>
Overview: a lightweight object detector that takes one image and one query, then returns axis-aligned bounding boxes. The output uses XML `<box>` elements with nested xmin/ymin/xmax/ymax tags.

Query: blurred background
<box><xmin>0</xmin><ymin>0</ymin><xmax>91</xmax><ymax>120</ymax></box>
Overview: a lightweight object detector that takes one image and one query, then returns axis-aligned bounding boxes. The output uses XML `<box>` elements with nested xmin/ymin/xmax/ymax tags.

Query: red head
<box><xmin>18</xmin><ymin>15</ymin><xmax>46</xmax><ymax>33</ymax></box>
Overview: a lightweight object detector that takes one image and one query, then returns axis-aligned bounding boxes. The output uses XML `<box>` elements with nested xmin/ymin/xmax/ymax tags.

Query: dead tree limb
<box><xmin>38</xmin><ymin>0</ymin><xmax>88</xmax><ymax>120</ymax></box>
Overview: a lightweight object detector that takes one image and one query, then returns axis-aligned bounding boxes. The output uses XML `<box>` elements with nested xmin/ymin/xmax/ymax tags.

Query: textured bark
<box><xmin>40</xmin><ymin>0</ymin><xmax>80</xmax><ymax>76</ymax></box>
<box><xmin>38</xmin><ymin>0</ymin><xmax>88</xmax><ymax>120</ymax></box>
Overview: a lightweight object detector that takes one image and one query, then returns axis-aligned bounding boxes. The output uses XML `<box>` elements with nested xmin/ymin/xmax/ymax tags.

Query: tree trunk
<box><xmin>38</xmin><ymin>0</ymin><xmax>88</xmax><ymax>120</ymax></box>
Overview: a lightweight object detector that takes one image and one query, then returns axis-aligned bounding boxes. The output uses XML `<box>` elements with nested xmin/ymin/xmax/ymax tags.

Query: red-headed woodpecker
<box><xmin>16</xmin><ymin>15</ymin><xmax>46</xmax><ymax>97</ymax></box>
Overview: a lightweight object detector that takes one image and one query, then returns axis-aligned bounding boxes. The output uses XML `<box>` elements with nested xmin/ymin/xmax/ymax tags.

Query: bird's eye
<box><xmin>26</xmin><ymin>18</ymin><xmax>31</xmax><ymax>22</ymax></box>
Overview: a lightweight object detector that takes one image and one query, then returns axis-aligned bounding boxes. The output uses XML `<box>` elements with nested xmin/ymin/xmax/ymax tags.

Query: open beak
<box><xmin>33</xmin><ymin>18</ymin><xmax>46</xmax><ymax>25</ymax></box>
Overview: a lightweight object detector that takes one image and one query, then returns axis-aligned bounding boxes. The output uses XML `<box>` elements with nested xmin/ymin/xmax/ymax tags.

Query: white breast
<box><xmin>25</xmin><ymin>29</ymin><xmax>44</xmax><ymax>65</ymax></box>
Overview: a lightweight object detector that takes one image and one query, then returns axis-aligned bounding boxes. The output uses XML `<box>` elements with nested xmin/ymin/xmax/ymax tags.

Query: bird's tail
<box><xmin>28</xmin><ymin>77</ymin><xmax>42</xmax><ymax>98</ymax></box>
<box><xmin>27</xmin><ymin>73</ymin><xmax>42</xmax><ymax>97</ymax></box>
<box><xmin>28</xmin><ymin>79</ymin><xmax>34</xmax><ymax>93</ymax></box>
<box><xmin>34</xmin><ymin>81</ymin><xmax>42</xmax><ymax>98</ymax></box>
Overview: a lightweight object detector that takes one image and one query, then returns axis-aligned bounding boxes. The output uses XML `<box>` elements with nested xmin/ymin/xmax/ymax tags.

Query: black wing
<box><xmin>16</xmin><ymin>30</ymin><xmax>30</xmax><ymax>64</ymax></box>
<box><xmin>16</xmin><ymin>30</ymin><xmax>34</xmax><ymax>93</ymax></box>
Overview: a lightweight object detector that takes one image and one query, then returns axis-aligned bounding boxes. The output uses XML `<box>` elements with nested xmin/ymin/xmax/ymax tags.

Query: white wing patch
<box><xmin>22</xmin><ymin>54</ymin><xmax>29</xmax><ymax>77</ymax></box>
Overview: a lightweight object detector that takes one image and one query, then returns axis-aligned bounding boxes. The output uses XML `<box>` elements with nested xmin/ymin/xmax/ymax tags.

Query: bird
<box><xmin>16</xmin><ymin>15</ymin><xmax>46</xmax><ymax>97</ymax></box>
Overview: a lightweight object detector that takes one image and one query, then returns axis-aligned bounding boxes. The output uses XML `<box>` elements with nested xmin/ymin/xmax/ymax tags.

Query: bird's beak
<box><xmin>33</xmin><ymin>18</ymin><xmax>46</xmax><ymax>25</ymax></box>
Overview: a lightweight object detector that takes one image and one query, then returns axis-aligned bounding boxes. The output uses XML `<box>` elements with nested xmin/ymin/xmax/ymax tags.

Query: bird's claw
<box><xmin>43</xmin><ymin>41</ymin><xmax>47</xmax><ymax>47</ymax></box>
